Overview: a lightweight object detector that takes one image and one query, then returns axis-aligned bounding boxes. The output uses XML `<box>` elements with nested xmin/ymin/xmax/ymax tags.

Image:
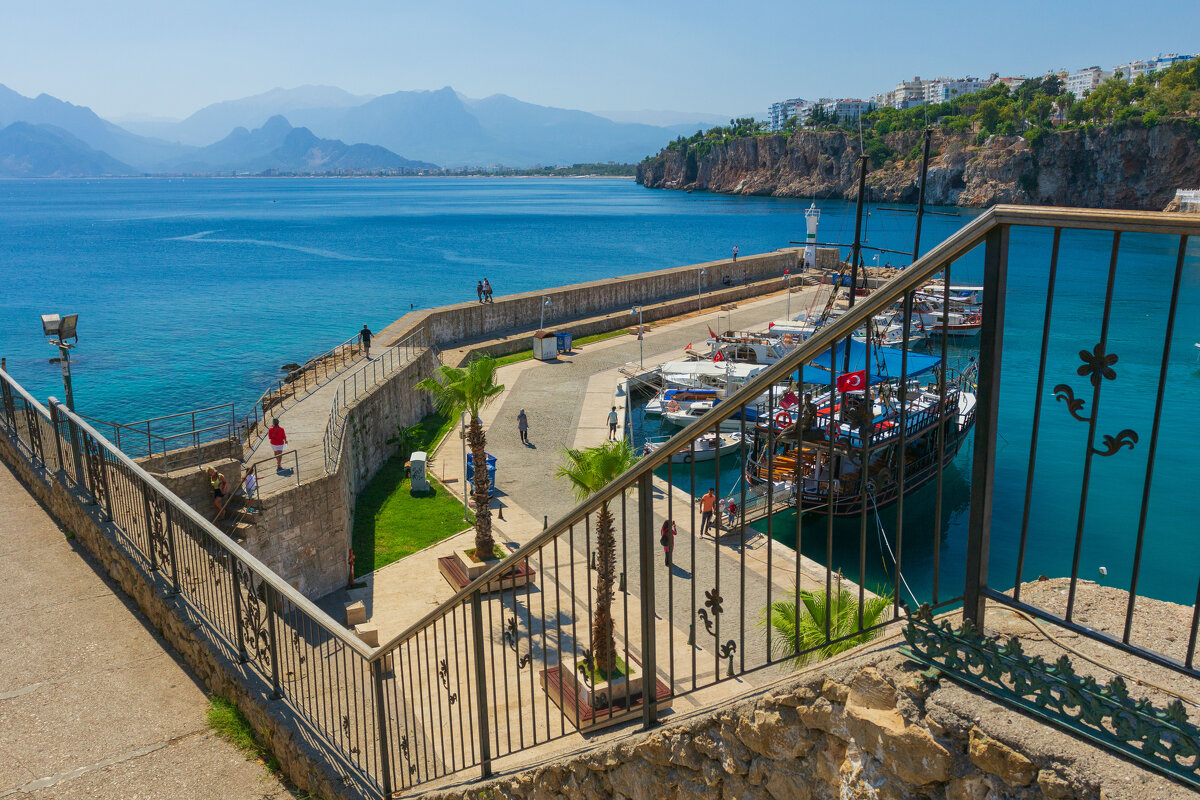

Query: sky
<box><xmin>2</xmin><ymin>0</ymin><xmax>1197</xmax><ymax>121</ymax></box>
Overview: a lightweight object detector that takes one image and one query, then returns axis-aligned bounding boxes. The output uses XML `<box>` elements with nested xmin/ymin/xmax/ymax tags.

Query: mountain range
<box><xmin>0</xmin><ymin>82</ymin><xmax>720</xmax><ymax>176</ymax></box>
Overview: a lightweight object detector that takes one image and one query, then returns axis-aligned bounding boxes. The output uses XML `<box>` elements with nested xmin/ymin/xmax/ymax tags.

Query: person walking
<box><xmin>732</xmin><ymin>244</ymin><xmax>739</xmax><ymax>261</ymax></box>
<box><xmin>607</xmin><ymin>406</ymin><xmax>619</xmax><ymax>440</ymax></box>
<box><xmin>517</xmin><ymin>408</ymin><xmax>530</xmax><ymax>445</ymax></box>
<box><xmin>267</xmin><ymin>418</ymin><xmax>287</xmax><ymax>471</ymax></box>
<box><xmin>726</xmin><ymin>498</ymin><xmax>738</xmax><ymax>529</ymax></box>
<box><xmin>476</xmin><ymin>281</ymin><xmax>484</xmax><ymax>303</ymax></box>
<box><xmin>700</xmin><ymin>488</ymin><xmax>716</xmax><ymax>536</ymax></box>
<box><xmin>660</xmin><ymin>519</ymin><xmax>676</xmax><ymax>567</ymax></box>
<box><xmin>483</xmin><ymin>278</ymin><xmax>493</xmax><ymax>302</ymax></box>
<box><xmin>360</xmin><ymin>323</ymin><xmax>373</xmax><ymax>359</ymax></box>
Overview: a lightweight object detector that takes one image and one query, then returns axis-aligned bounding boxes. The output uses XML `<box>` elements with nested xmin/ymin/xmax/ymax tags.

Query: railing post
<box><xmin>637</xmin><ymin>472</ymin><xmax>658</xmax><ymax>729</ymax></box>
<box><xmin>231</xmin><ymin>557</ymin><xmax>248</xmax><ymax>663</ymax></box>
<box><xmin>142</xmin><ymin>482</ymin><xmax>158</xmax><ymax>572</ymax></box>
<box><xmin>371</xmin><ymin>657</ymin><xmax>394</xmax><ymax>798</ymax></box>
<box><xmin>265</xmin><ymin>584</ymin><xmax>283</xmax><ymax>698</ymax></box>
<box><xmin>470</xmin><ymin>589</ymin><xmax>492</xmax><ymax>779</ymax></box>
<box><xmin>963</xmin><ymin>224</ymin><xmax>1009</xmax><ymax>628</ymax></box>
<box><xmin>163</xmin><ymin>503</ymin><xmax>182</xmax><ymax>595</ymax></box>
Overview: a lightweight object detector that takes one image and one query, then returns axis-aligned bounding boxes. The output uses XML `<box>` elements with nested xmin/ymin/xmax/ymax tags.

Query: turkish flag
<box><xmin>685</xmin><ymin>342</ymin><xmax>692</xmax><ymax>350</ymax></box>
<box><xmin>708</xmin><ymin>325</ymin><xmax>717</xmax><ymax>339</ymax></box>
<box><xmin>713</xmin><ymin>350</ymin><xmax>725</xmax><ymax>362</ymax></box>
<box><xmin>781</xmin><ymin>391</ymin><xmax>799</xmax><ymax>408</ymax></box>
<box><xmin>836</xmin><ymin>370</ymin><xmax>867</xmax><ymax>392</ymax></box>
<box><xmin>768</xmin><ymin>321</ymin><xmax>775</xmax><ymax>328</ymax></box>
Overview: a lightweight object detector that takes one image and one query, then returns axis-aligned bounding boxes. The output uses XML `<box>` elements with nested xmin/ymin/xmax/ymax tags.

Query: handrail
<box><xmin>370</xmin><ymin>203</ymin><xmax>1200</xmax><ymax>658</ymax></box>
<box><xmin>48</xmin><ymin>395</ymin><xmax>376</xmax><ymax>660</ymax></box>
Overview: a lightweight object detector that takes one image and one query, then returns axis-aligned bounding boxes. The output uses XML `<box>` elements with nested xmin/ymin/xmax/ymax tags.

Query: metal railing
<box><xmin>214</xmin><ymin>449</ymin><xmax>301</xmax><ymax>522</ymax></box>
<box><xmin>239</xmin><ymin>333</ymin><xmax>366</xmax><ymax>447</ymax></box>
<box><xmin>322</xmin><ymin>329</ymin><xmax>430</xmax><ymax>473</ymax></box>
<box><xmin>3</xmin><ymin>205</ymin><xmax>1198</xmax><ymax>797</ymax></box>
<box><xmin>80</xmin><ymin>404</ymin><xmax>237</xmax><ymax>472</ymax></box>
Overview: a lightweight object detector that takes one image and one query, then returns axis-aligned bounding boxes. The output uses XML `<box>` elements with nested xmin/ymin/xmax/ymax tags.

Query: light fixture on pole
<box><xmin>540</xmin><ymin>296</ymin><xmax>552</xmax><ymax>331</ymax></box>
<box><xmin>630</xmin><ymin>306</ymin><xmax>643</xmax><ymax>368</ymax></box>
<box><xmin>697</xmin><ymin>269</ymin><xmax>707</xmax><ymax>313</ymax></box>
<box><xmin>784</xmin><ymin>270</ymin><xmax>793</xmax><ymax>321</ymax></box>
<box><xmin>41</xmin><ymin>312</ymin><xmax>84</xmax><ymax>486</ymax></box>
<box><xmin>460</xmin><ymin>410</ymin><xmax>470</xmax><ymax>522</ymax></box>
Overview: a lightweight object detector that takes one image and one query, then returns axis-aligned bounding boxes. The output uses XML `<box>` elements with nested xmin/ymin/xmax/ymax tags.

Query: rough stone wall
<box><xmin>636</xmin><ymin>121</ymin><xmax>1200</xmax><ymax>211</ymax></box>
<box><xmin>153</xmin><ymin>457</ymin><xmax>241</xmax><ymax>517</ymax></box>
<box><xmin>242</xmin><ymin>472</ymin><xmax>349</xmax><ymax>596</ymax></box>
<box><xmin>375</xmin><ymin>250</ymin><xmax>799</xmax><ymax>349</ymax></box>
<box><xmin>424</xmin><ymin>649</ymin><xmax>1133</xmax><ymax>800</ymax></box>
<box><xmin>0</xmin><ymin>433</ymin><xmax>370</xmax><ymax>800</ymax></box>
<box><xmin>135</xmin><ymin>437</ymin><xmax>241</xmax><ymax>474</ymax></box>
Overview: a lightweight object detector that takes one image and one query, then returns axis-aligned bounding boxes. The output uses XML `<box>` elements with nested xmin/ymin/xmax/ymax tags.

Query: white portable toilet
<box><xmin>410</xmin><ymin>451</ymin><xmax>429</xmax><ymax>491</ymax></box>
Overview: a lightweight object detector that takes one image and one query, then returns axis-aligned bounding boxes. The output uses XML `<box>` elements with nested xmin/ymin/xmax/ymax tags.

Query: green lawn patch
<box><xmin>464</xmin><ymin>544</ymin><xmax>507</xmax><ymax>562</ymax></box>
<box><xmin>206</xmin><ymin>695</ymin><xmax>279</xmax><ymax>772</ymax></box>
<box><xmin>492</xmin><ymin>328</ymin><xmax>630</xmax><ymax>367</ymax></box>
<box><xmin>578</xmin><ymin>653</ymin><xmax>630</xmax><ymax>685</ymax></box>
<box><xmin>353</xmin><ymin>461</ymin><xmax>473</xmax><ymax>575</ymax></box>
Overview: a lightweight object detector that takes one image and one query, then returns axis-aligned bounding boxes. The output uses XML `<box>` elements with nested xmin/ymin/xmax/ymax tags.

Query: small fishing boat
<box><xmin>645</xmin><ymin>387</ymin><xmax>721</xmax><ymax>417</ymax></box>
<box><xmin>910</xmin><ymin>298</ymin><xmax>982</xmax><ymax>337</ymax></box>
<box><xmin>643</xmin><ymin>431</ymin><xmax>744</xmax><ymax>463</ymax></box>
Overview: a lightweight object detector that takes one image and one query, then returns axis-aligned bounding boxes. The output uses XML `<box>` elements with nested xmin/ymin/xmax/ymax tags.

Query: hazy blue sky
<box><xmin>2</xmin><ymin>0</ymin><xmax>1196</xmax><ymax>120</ymax></box>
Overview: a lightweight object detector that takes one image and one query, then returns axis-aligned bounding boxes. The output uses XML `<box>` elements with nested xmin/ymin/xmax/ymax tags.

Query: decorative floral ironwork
<box><xmin>1077</xmin><ymin>343</ymin><xmax>1118</xmax><ymax>388</ymax></box>
<box><xmin>82</xmin><ymin>434</ymin><xmax>109</xmax><ymax>511</ymax></box>
<box><xmin>503</xmin><ymin>616</ymin><xmax>531</xmax><ymax>669</ymax></box>
<box><xmin>147</xmin><ymin>490</ymin><xmax>172</xmax><ymax>578</ymax></box>
<box><xmin>696</xmin><ymin>587</ymin><xmax>737</xmax><ymax>673</ymax></box>
<box><xmin>399</xmin><ymin>735</ymin><xmax>416</xmax><ymax>777</ymax></box>
<box><xmin>1052</xmin><ymin>344</ymin><xmax>1138</xmax><ymax>458</ymax></box>
<box><xmin>577</xmin><ymin>648</ymin><xmax>595</xmax><ymax>688</ymax></box>
<box><xmin>902</xmin><ymin>605</ymin><xmax>1200</xmax><ymax>791</ymax></box>
<box><xmin>437</xmin><ymin>658</ymin><xmax>458</xmax><ymax>705</ymax></box>
<box><xmin>236</xmin><ymin>563</ymin><xmax>272</xmax><ymax>669</ymax></box>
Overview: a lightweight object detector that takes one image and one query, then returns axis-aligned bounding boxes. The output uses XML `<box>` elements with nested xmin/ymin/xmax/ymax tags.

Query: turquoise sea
<box><xmin>1</xmin><ymin>177</ymin><xmax>1198</xmax><ymax>607</ymax></box>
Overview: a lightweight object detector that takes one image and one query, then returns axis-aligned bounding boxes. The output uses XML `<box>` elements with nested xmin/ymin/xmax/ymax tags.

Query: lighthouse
<box><xmin>803</xmin><ymin>202</ymin><xmax>820</xmax><ymax>269</ymax></box>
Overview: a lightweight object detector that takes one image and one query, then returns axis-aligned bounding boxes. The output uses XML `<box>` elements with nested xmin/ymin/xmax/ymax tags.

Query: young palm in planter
<box><xmin>554</xmin><ymin>440</ymin><xmax>641</xmax><ymax>712</ymax></box>
<box><xmin>761</xmin><ymin>572</ymin><xmax>893</xmax><ymax>667</ymax></box>
<box><xmin>417</xmin><ymin>356</ymin><xmax>505</xmax><ymax>573</ymax></box>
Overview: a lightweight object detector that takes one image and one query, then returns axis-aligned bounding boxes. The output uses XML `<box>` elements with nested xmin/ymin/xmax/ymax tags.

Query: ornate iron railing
<box><xmin>3</xmin><ymin>205</ymin><xmax>1199</xmax><ymax>798</ymax></box>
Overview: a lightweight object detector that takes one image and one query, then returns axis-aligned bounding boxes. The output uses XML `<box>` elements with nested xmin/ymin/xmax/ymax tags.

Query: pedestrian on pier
<box><xmin>700</xmin><ymin>488</ymin><xmax>716</xmax><ymax>536</ymax></box>
<box><xmin>476</xmin><ymin>281</ymin><xmax>484</xmax><ymax>303</ymax></box>
<box><xmin>732</xmin><ymin>244</ymin><xmax>739</xmax><ymax>261</ymax></box>
<box><xmin>607</xmin><ymin>406</ymin><xmax>619</xmax><ymax>440</ymax></box>
<box><xmin>726</xmin><ymin>498</ymin><xmax>738</xmax><ymax>529</ymax></box>
<box><xmin>660</xmin><ymin>519</ymin><xmax>676</xmax><ymax>566</ymax></box>
<box><xmin>517</xmin><ymin>408</ymin><xmax>530</xmax><ymax>445</ymax></box>
<box><xmin>483</xmin><ymin>278</ymin><xmax>493</xmax><ymax>302</ymax></box>
<box><xmin>360</xmin><ymin>324</ymin><xmax>373</xmax><ymax>359</ymax></box>
<box><xmin>268</xmin><ymin>419</ymin><xmax>288</xmax><ymax>471</ymax></box>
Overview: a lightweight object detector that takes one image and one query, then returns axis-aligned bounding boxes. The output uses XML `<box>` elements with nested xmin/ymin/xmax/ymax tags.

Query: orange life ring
<box><xmin>666</xmin><ymin>400</ymin><xmax>680</xmax><ymax>413</ymax></box>
<box><xmin>774</xmin><ymin>410</ymin><xmax>794</xmax><ymax>428</ymax></box>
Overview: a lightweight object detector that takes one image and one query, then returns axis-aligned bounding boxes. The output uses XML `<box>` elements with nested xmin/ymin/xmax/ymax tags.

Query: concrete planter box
<box><xmin>559</xmin><ymin>651</ymin><xmax>643</xmax><ymax>711</ymax></box>
<box><xmin>437</xmin><ymin>542</ymin><xmax>535</xmax><ymax>593</ymax></box>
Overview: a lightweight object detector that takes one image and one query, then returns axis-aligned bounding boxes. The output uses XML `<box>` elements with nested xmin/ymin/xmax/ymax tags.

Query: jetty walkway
<box><xmin>0</xmin><ymin>460</ymin><xmax>291</xmax><ymax>798</ymax></box>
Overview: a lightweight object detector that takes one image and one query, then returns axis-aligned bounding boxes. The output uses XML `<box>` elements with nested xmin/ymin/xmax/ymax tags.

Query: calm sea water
<box><xmin>2</xmin><ymin>177</ymin><xmax>1198</xmax><ymax>606</ymax></box>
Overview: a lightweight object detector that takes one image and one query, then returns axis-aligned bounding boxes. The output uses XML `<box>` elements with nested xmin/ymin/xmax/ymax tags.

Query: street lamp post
<box><xmin>540</xmin><ymin>296</ymin><xmax>552</xmax><ymax>331</ymax></box>
<box><xmin>630</xmin><ymin>306</ymin><xmax>643</xmax><ymax>368</ymax></box>
<box><xmin>460</xmin><ymin>410</ymin><xmax>470</xmax><ymax>522</ymax></box>
<box><xmin>697</xmin><ymin>269</ymin><xmax>707</xmax><ymax>313</ymax></box>
<box><xmin>41</xmin><ymin>313</ymin><xmax>84</xmax><ymax>486</ymax></box>
<box><xmin>784</xmin><ymin>272</ymin><xmax>792</xmax><ymax>321</ymax></box>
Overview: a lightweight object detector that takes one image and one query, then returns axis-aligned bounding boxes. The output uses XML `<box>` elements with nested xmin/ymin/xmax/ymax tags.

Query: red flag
<box><xmin>685</xmin><ymin>342</ymin><xmax>692</xmax><ymax>351</ymax></box>
<box><xmin>707</xmin><ymin>325</ymin><xmax>717</xmax><ymax>339</ymax></box>
<box><xmin>713</xmin><ymin>349</ymin><xmax>725</xmax><ymax>363</ymax></box>
<box><xmin>768</xmin><ymin>321</ymin><xmax>775</xmax><ymax>329</ymax></box>
<box><xmin>781</xmin><ymin>390</ymin><xmax>799</xmax><ymax>408</ymax></box>
<box><xmin>836</xmin><ymin>370</ymin><xmax>867</xmax><ymax>392</ymax></box>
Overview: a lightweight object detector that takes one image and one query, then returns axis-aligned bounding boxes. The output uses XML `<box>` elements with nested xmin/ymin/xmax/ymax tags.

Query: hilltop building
<box><xmin>1113</xmin><ymin>53</ymin><xmax>1196</xmax><ymax>82</ymax></box>
<box><xmin>767</xmin><ymin>98</ymin><xmax>815</xmax><ymax>131</ymax></box>
<box><xmin>1067</xmin><ymin>66</ymin><xmax>1113</xmax><ymax>98</ymax></box>
<box><xmin>821</xmin><ymin>98</ymin><xmax>873</xmax><ymax>121</ymax></box>
<box><xmin>924</xmin><ymin>76</ymin><xmax>985</xmax><ymax>104</ymax></box>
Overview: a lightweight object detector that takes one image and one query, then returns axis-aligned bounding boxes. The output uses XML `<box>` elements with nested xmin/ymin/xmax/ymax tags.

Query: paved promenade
<box><xmin>0</xmin><ymin>461</ymin><xmax>292</xmax><ymax>799</ymax></box>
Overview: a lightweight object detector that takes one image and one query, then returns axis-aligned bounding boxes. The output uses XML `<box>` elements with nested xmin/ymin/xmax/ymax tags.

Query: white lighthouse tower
<box><xmin>803</xmin><ymin>202</ymin><xmax>820</xmax><ymax>269</ymax></box>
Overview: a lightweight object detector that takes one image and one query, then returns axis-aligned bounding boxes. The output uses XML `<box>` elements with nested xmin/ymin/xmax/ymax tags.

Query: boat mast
<box><xmin>911</xmin><ymin>127</ymin><xmax>932</xmax><ymax>264</ymax></box>
<box><xmin>844</xmin><ymin>154</ymin><xmax>869</xmax><ymax>372</ymax></box>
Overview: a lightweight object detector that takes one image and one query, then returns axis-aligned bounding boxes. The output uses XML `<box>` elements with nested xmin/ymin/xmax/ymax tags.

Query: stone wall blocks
<box><xmin>1036</xmin><ymin>768</ymin><xmax>1077</xmax><ymax>799</ymax></box>
<box><xmin>735</xmin><ymin>708</ymin><xmax>814</xmax><ymax>760</ymax></box>
<box><xmin>968</xmin><ymin>725</ymin><xmax>1037</xmax><ymax>787</ymax></box>
<box><xmin>693</xmin><ymin>728</ymin><xmax>751</xmax><ymax>776</ymax></box>
<box><xmin>820</xmin><ymin>677</ymin><xmax>849</xmax><ymax>705</ymax></box>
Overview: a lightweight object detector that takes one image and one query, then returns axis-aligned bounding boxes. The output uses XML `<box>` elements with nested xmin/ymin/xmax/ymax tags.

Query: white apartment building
<box><xmin>886</xmin><ymin>77</ymin><xmax>927</xmax><ymax>109</ymax></box>
<box><xmin>1114</xmin><ymin>53</ymin><xmax>1196</xmax><ymax>82</ymax></box>
<box><xmin>822</xmin><ymin>99</ymin><xmax>874</xmax><ymax>121</ymax></box>
<box><xmin>768</xmin><ymin>98</ymin><xmax>814</xmax><ymax>131</ymax></box>
<box><xmin>924</xmin><ymin>76</ymin><xmax>985</xmax><ymax>104</ymax></box>
<box><xmin>1067</xmin><ymin>66</ymin><xmax>1112</xmax><ymax>98</ymax></box>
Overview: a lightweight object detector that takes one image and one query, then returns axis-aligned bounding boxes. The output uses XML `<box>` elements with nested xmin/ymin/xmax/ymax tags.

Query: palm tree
<box><xmin>761</xmin><ymin>574</ymin><xmax>892</xmax><ymax>668</ymax></box>
<box><xmin>555</xmin><ymin>440</ymin><xmax>639</xmax><ymax>677</ymax></box>
<box><xmin>416</xmin><ymin>356</ymin><xmax>504</xmax><ymax>558</ymax></box>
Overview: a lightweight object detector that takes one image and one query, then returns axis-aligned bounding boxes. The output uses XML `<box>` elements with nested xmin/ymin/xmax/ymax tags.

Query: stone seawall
<box><xmin>0</xmin><ymin>433</ymin><xmax>369</xmax><ymax>800</ymax></box>
<box><xmin>374</xmin><ymin>249</ymin><xmax>799</xmax><ymax>352</ymax></box>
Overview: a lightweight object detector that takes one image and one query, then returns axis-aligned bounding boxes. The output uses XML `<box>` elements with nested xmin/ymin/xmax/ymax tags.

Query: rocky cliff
<box><xmin>636</xmin><ymin>122</ymin><xmax>1200</xmax><ymax>210</ymax></box>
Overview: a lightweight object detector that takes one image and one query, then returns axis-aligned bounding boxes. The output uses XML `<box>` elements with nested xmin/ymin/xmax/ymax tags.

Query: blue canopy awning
<box><xmin>797</xmin><ymin>339</ymin><xmax>941</xmax><ymax>386</ymax></box>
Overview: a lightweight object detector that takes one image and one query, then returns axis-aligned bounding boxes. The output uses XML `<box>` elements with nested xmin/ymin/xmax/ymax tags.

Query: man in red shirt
<box><xmin>267</xmin><ymin>419</ymin><xmax>287</xmax><ymax>470</ymax></box>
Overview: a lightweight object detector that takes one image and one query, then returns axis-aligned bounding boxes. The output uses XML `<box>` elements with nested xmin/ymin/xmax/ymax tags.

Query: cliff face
<box><xmin>636</xmin><ymin>122</ymin><xmax>1200</xmax><ymax>209</ymax></box>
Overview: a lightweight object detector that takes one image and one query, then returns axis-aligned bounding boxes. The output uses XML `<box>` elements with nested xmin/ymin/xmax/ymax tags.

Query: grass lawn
<box><xmin>492</xmin><ymin>328</ymin><xmax>630</xmax><ymax>367</ymax></box>
<box><xmin>353</xmin><ymin>454</ymin><xmax>474</xmax><ymax>574</ymax></box>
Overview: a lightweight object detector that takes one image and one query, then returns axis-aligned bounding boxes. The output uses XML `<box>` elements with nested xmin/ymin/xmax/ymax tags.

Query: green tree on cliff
<box><xmin>555</xmin><ymin>440</ymin><xmax>639</xmax><ymax>680</ymax></box>
<box><xmin>416</xmin><ymin>356</ymin><xmax>505</xmax><ymax>559</ymax></box>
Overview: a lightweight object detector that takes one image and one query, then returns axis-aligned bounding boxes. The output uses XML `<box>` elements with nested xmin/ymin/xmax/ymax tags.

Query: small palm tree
<box><xmin>761</xmin><ymin>574</ymin><xmax>892</xmax><ymax>668</ymax></box>
<box><xmin>416</xmin><ymin>356</ymin><xmax>504</xmax><ymax>558</ymax></box>
<box><xmin>555</xmin><ymin>440</ymin><xmax>639</xmax><ymax>677</ymax></box>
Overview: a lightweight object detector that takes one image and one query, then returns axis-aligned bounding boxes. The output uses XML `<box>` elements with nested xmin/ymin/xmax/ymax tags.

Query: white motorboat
<box><xmin>643</xmin><ymin>431</ymin><xmax>744</xmax><ymax>463</ymax></box>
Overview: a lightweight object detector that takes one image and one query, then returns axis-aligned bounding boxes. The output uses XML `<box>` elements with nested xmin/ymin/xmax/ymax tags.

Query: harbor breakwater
<box><xmin>636</xmin><ymin>121</ymin><xmax>1200</xmax><ymax>210</ymax></box>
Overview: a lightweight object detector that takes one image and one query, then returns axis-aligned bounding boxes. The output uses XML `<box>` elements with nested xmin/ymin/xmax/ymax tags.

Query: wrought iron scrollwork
<box><xmin>236</xmin><ymin>563</ymin><xmax>272</xmax><ymax>670</ymax></box>
<box><xmin>82</xmin><ymin>433</ymin><xmax>108</xmax><ymax>508</ymax></box>
<box><xmin>437</xmin><ymin>658</ymin><xmax>458</xmax><ymax>705</ymax></box>
<box><xmin>399</xmin><ymin>735</ymin><xmax>416</xmax><ymax>777</ymax></box>
<box><xmin>503</xmin><ymin>616</ymin><xmax>531</xmax><ymax>669</ymax></box>
<box><xmin>901</xmin><ymin>605</ymin><xmax>1200</xmax><ymax>791</ymax></box>
<box><xmin>21</xmin><ymin>401</ymin><xmax>44</xmax><ymax>464</ymax></box>
<box><xmin>147</xmin><ymin>490</ymin><xmax>172</xmax><ymax>578</ymax></box>
<box><xmin>1052</xmin><ymin>344</ymin><xmax>1138</xmax><ymax>457</ymax></box>
<box><xmin>697</xmin><ymin>587</ymin><xmax>737</xmax><ymax>673</ymax></box>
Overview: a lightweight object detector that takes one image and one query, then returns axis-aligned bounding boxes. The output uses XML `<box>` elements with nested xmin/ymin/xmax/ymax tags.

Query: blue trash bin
<box><xmin>556</xmin><ymin>331</ymin><xmax>573</xmax><ymax>353</ymax></box>
<box><xmin>466</xmin><ymin>452</ymin><xmax>497</xmax><ymax>497</ymax></box>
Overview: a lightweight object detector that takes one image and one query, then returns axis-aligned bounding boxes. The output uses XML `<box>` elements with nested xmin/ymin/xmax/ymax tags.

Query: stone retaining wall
<box><xmin>154</xmin><ymin>457</ymin><xmax>242</xmax><ymax>517</ymax></box>
<box><xmin>135</xmin><ymin>437</ymin><xmax>240</xmax><ymax>474</ymax></box>
<box><xmin>0</xmin><ymin>433</ymin><xmax>369</xmax><ymax>800</ymax></box>
<box><xmin>375</xmin><ymin>249</ymin><xmax>800</xmax><ymax>351</ymax></box>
